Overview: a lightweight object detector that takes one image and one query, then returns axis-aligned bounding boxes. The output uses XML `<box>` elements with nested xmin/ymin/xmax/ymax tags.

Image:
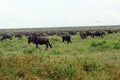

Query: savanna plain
<box><xmin>0</xmin><ymin>26</ymin><xmax>120</xmax><ymax>80</ymax></box>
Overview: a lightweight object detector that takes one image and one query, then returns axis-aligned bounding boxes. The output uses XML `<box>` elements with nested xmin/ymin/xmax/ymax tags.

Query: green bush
<box><xmin>49</xmin><ymin>49</ymin><xmax>61</xmax><ymax>55</ymax></box>
<box><xmin>90</xmin><ymin>41</ymin><xmax>110</xmax><ymax>50</ymax></box>
<box><xmin>80</xmin><ymin>57</ymin><xmax>104</xmax><ymax>72</ymax></box>
<box><xmin>23</xmin><ymin>48</ymin><xmax>35</xmax><ymax>54</ymax></box>
<box><xmin>0</xmin><ymin>50</ymin><xmax>3</xmax><ymax>56</ymax></box>
<box><xmin>113</xmin><ymin>41</ymin><xmax>120</xmax><ymax>49</ymax></box>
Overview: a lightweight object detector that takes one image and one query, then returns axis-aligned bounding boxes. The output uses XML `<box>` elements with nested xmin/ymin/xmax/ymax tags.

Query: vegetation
<box><xmin>0</xmin><ymin>27</ymin><xmax>120</xmax><ymax>80</ymax></box>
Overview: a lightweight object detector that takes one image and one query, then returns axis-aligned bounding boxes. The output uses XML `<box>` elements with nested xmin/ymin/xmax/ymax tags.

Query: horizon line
<box><xmin>0</xmin><ymin>24</ymin><xmax>120</xmax><ymax>30</ymax></box>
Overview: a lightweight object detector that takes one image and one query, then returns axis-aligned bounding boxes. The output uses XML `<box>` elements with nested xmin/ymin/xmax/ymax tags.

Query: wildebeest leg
<box><xmin>100</xmin><ymin>34</ymin><xmax>103</xmax><ymax>38</ymax></box>
<box><xmin>70</xmin><ymin>40</ymin><xmax>72</xmax><ymax>43</ymax></box>
<box><xmin>45</xmin><ymin>44</ymin><xmax>48</xmax><ymax>50</ymax></box>
<box><xmin>48</xmin><ymin>41</ymin><xmax>52</xmax><ymax>48</ymax></box>
<box><xmin>36</xmin><ymin>44</ymin><xmax>41</xmax><ymax>51</ymax></box>
<box><xmin>63</xmin><ymin>39</ymin><xmax>64</xmax><ymax>42</ymax></box>
<box><xmin>67</xmin><ymin>39</ymin><xmax>72</xmax><ymax>44</ymax></box>
<box><xmin>67</xmin><ymin>41</ymin><xmax>69</xmax><ymax>44</ymax></box>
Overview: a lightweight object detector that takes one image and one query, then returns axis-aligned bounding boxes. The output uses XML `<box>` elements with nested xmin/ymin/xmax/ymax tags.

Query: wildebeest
<box><xmin>106</xmin><ymin>30</ymin><xmax>113</xmax><ymax>34</ymax></box>
<box><xmin>62</xmin><ymin>34</ymin><xmax>72</xmax><ymax>43</ymax></box>
<box><xmin>93</xmin><ymin>30</ymin><xmax>105</xmax><ymax>38</ymax></box>
<box><xmin>15</xmin><ymin>33</ymin><xmax>22</xmax><ymax>38</ymax></box>
<box><xmin>28</xmin><ymin>35</ymin><xmax>52</xmax><ymax>50</ymax></box>
<box><xmin>0</xmin><ymin>34</ymin><xmax>12</xmax><ymax>41</ymax></box>
<box><xmin>80</xmin><ymin>31</ymin><xmax>86</xmax><ymax>39</ymax></box>
<box><xmin>80</xmin><ymin>30</ymin><xmax>106</xmax><ymax>39</ymax></box>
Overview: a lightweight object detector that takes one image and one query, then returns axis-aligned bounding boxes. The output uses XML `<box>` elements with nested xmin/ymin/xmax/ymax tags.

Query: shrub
<box><xmin>80</xmin><ymin>57</ymin><xmax>104</xmax><ymax>72</ymax></box>
<box><xmin>113</xmin><ymin>41</ymin><xmax>120</xmax><ymax>49</ymax></box>
<box><xmin>23</xmin><ymin>48</ymin><xmax>35</xmax><ymax>54</ymax></box>
<box><xmin>90</xmin><ymin>41</ymin><xmax>110</xmax><ymax>50</ymax></box>
<box><xmin>0</xmin><ymin>50</ymin><xmax>3</xmax><ymax>56</ymax></box>
<box><xmin>49</xmin><ymin>49</ymin><xmax>61</xmax><ymax>55</ymax></box>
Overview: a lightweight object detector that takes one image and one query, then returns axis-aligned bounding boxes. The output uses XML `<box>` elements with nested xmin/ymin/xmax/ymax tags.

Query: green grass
<box><xmin>0</xmin><ymin>32</ymin><xmax>120</xmax><ymax>80</ymax></box>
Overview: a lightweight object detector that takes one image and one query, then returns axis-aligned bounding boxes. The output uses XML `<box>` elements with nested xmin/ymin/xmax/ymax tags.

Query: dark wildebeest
<box><xmin>80</xmin><ymin>31</ymin><xmax>86</xmax><ymax>39</ymax></box>
<box><xmin>62</xmin><ymin>34</ymin><xmax>72</xmax><ymax>43</ymax></box>
<box><xmin>106</xmin><ymin>30</ymin><xmax>113</xmax><ymax>34</ymax></box>
<box><xmin>68</xmin><ymin>31</ymin><xmax>76</xmax><ymax>35</ymax></box>
<box><xmin>94</xmin><ymin>30</ymin><xmax>105</xmax><ymax>38</ymax></box>
<box><xmin>1</xmin><ymin>34</ymin><xmax>12</xmax><ymax>41</ymax></box>
<box><xmin>15</xmin><ymin>33</ymin><xmax>22</xmax><ymax>38</ymax></box>
<box><xmin>28</xmin><ymin>35</ymin><xmax>52</xmax><ymax>50</ymax></box>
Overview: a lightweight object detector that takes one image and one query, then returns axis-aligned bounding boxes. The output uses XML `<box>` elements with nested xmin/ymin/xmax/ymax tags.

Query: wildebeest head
<box><xmin>28</xmin><ymin>36</ymin><xmax>36</xmax><ymax>44</ymax></box>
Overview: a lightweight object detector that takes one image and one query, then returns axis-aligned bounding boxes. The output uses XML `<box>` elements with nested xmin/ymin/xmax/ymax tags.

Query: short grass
<box><xmin>0</xmin><ymin>32</ymin><xmax>120</xmax><ymax>80</ymax></box>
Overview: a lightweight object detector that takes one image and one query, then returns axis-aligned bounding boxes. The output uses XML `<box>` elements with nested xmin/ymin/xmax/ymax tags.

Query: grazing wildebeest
<box><xmin>15</xmin><ymin>33</ymin><xmax>22</xmax><ymax>38</ymax></box>
<box><xmin>62</xmin><ymin>34</ymin><xmax>72</xmax><ymax>43</ymax></box>
<box><xmin>85</xmin><ymin>30</ymin><xmax>92</xmax><ymax>37</ymax></box>
<box><xmin>1</xmin><ymin>34</ymin><xmax>12</xmax><ymax>41</ymax></box>
<box><xmin>93</xmin><ymin>30</ymin><xmax>105</xmax><ymax>38</ymax></box>
<box><xmin>80</xmin><ymin>31</ymin><xmax>86</xmax><ymax>39</ymax></box>
<box><xmin>68</xmin><ymin>31</ymin><xmax>76</xmax><ymax>35</ymax></box>
<box><xmin>28</xmin><ymin>35</ymin><xmax>52</xmax><ymax>50</ymax></box>
<box><xmin>106</xmin><ymin>30</ymin><xmax>113</xmax><ymax>34</ymax></box>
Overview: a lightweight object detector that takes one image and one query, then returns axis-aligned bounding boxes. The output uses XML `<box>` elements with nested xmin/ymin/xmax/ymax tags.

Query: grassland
<box><xmin>0</xmin><ymin>27</ymin><xmax>120</xmax><ymax>80</ymax></box>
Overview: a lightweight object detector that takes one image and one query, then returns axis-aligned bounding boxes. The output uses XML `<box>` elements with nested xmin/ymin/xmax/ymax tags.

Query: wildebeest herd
<box><xmin>0</xmin><ymin>29</ymin><xmax>119</xmax><ymax>50</ymax></box>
